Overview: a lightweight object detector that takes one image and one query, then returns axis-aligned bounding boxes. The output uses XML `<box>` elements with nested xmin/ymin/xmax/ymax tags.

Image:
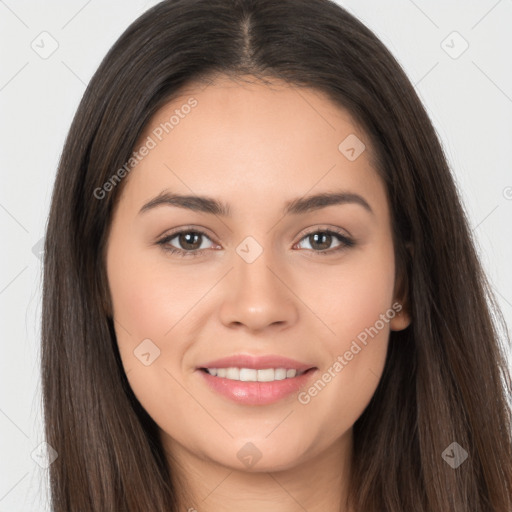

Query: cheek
<box><xmin>334</xmin><ymin>260</ymin><xmax>395</xmax><ymax>341</ymax></box>
<box><xmin>106</xmin><ymin>237</ymin><xmax>177</xmax><ymax>380</ymax></box>
<box><xmin>107</xmin><ymin>243</ymin><xmax>204</xmax><ymax>343</ymax></box>
<box><xmin>335</xmin><ymin>247</ymin><xmax>395</xmax><ymax>370</ymax></box>
<box><xmin>106</xmin><ymin>246</ymin><xmax>197</xmax><ymax>430</ymax></box>
<box><xmin>106</xmin><ymin>240</ymin><xmax>216</xmax><ymax>408</ymax></box>
<box><xmin>303</xmin><ymin>238</ymin><xmax>396</xmax><ymax>347</ymax></box>
<box><xmin>296</xmin><ymin>240</ymin><xmax>396</xmax><ymax>430</ymax></box>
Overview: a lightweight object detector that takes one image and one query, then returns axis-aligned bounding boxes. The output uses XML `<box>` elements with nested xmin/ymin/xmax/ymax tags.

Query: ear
<box><xmin>389</xmin><ymin>302</ymin><xmax>411</xmax><ymax>331</ymax></box>
<box><xmin>390</xmin><ymin>242</ymin><xmax>412</xmax><ymax>332</ymax></box>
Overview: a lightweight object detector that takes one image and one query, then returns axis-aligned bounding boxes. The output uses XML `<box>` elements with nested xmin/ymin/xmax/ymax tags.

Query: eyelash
<box><xmin>156</xmin><ymin>226</ymin><xmax>355</xmax><ymax>258</ymax></box>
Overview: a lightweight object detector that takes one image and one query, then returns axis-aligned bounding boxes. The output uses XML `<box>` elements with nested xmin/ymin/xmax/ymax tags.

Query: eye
<box><xmin>156</xmin><ymin>227</ymin><xmax>355</xmax><ymax>258</ymax></box>
<box><xmin>157</xmin><ymin>229</ymin><xmax>217</xmax><ymax>258</ymax></box>
<box><xmin>294</xmin><ymin>228</ymin><xmax>355</xmax><ymax>255</ymax></box>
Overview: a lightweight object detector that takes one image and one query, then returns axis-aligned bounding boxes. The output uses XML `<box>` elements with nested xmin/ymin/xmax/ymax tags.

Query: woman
<box><xmin>41</xmin><ymin>0</ymin><xmax>512</xmax><ymax>510</ymax></box>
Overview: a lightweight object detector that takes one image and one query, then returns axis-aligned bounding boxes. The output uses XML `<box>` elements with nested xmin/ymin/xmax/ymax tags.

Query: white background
<box><xmin>1</xmin><ymin>0</ymin><xmax>511</xmax><ymax>509</ymax></box>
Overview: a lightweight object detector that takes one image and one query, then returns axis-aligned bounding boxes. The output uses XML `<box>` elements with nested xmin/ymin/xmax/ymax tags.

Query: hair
<box><xmin>41</xmin><ymin>0</ymin><xmax>512</xmax><ymax>510</ymax></box>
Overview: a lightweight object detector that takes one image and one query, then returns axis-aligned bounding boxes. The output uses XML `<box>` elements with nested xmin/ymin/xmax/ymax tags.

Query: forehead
<box><xmin>119</xmin><ymin>76</ymin><xmax>387</xmax><ymax>219</ymax></box>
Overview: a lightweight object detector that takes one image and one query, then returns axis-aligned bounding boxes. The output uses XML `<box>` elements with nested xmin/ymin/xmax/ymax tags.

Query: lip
<box><xmin>198</xmin><ymin>354</ymin><xmax>315</xmax><ymax>372</ymax></box>
<box><xmin>196</xmin><ymin>354</ymin><xmax>317</xmax><ymax>406</ymax></box>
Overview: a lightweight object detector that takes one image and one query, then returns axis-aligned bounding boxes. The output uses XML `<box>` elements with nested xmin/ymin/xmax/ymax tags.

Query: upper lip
<box><xmin>198</xmin><ymin>354</ymin><xmax>316</xmax><ymax>372</ymax></box>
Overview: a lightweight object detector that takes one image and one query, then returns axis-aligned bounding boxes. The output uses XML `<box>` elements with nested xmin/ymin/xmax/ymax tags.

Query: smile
<box><xmin>202</xmin><ymin>367</ymin><xmax>307</xmax><ymax>382</ymax></box>
<box><xmin>197</xmin><ymin>363</ymin><xmax>317</xmax><ymax>405</ymax></box>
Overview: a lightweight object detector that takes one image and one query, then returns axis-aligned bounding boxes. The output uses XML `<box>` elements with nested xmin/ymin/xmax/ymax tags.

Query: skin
<box><xmin>105</xmin><ymin>75</ymin><xmax>411</xmax><ymax>512</ymax></box>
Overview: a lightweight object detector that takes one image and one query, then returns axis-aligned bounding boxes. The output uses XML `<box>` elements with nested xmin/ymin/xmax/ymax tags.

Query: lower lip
<box><xmin>198</xmin><ymin>369</ymin><xmax>317</xmax><ymax>405</ymax></box>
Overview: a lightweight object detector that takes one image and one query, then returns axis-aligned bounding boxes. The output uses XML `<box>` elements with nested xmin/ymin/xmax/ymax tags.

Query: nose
<box><xmin>218</xmin><ymin>248</ymin><xmax>299</xmax><ymax>333</ymax></box>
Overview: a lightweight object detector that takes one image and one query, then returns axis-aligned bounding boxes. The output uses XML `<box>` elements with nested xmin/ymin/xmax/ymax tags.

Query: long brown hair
<box><xmin>41</xmin><ymin>0</ymin><xmax>512</xmax><ymax>510</ymax></box>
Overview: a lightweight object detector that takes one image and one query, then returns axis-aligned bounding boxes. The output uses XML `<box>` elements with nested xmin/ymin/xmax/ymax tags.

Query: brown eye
<box><xmin>176</xmin><ymin>232</ymin><xmax>203</xmax><ymax>250</ymax></box>
<box><xmin>157</xmin><ymin>229</ymin><xmax>215</xmax><ymax>257</ymax></box>
<box><xmin>295</xmin><ymin>229</ymin><xmax>355</xmax><ymax>255</ymax></box>
<box><xmin>157</xmin><ymin>227</ymin><xmax>355</xmax><ymax>258</ymax></box>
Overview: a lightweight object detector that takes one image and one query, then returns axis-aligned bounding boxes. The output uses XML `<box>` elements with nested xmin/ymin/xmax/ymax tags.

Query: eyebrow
<box><xmin>138</xmin><ymin>189</ymin><xmax>374</xmax><ymax>217</ymax></box>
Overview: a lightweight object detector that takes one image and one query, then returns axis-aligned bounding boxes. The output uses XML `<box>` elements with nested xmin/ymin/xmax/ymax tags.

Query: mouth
<box><xmin>199</xmin><ymin>366</ymin><xmax>313</xmax><ymax>382</ymax></box>
<box><xmin>196</xmin><ymin>354</ymin><xmax>318</xmax><ymax>405</ymax></box>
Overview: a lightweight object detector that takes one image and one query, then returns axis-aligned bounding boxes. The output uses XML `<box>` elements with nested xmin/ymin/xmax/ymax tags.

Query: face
<box><xmin>105</xmin><ymin>76</ymin><xmax>410</xmax><ymax>474</ymax></box>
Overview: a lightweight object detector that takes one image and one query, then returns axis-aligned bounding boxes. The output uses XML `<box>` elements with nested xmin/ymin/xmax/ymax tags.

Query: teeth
<box><xmin>205</xmin><ymin>367</ymin><xmax>302</xmax><ymax>382</ymax></box>
<box><xmin>226</xmin><ymin>367</ymin><xmax>240</xmax><ymax>380</ymax></box>
<box><xmin>257</xmin><ymin>368</ymin><xmax>274</xmax><ymax>382</ymax></box>
<box><xmin>240</xmin><ymin>368</ymin><xmax>257</xmax><ymax>381</ymax></box>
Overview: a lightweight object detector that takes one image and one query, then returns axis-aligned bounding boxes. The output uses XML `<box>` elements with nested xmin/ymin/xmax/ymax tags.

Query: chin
<box><xmin>203</xmin><ymin>436</ymin><xmax>313</xmax><ymax>473</ymax></box>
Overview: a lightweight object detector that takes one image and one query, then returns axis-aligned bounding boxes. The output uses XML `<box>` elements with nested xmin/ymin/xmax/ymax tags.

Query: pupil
<box><xmin>181</xmin><ymin>232</ymin><xmax>201</xmax><ymax>250</ymax></box>
<box><xmin>312</xmin><ymin>232</ymin><xmax>331</xmax><ymax>250</ymax></box>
